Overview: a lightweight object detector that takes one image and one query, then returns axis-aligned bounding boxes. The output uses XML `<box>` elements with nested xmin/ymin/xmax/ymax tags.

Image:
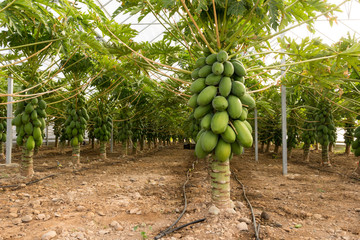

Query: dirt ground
<box><xmin>0</xmin><ymin>143</ymin><xmax>359</xmax><ymax>240</ymax></box>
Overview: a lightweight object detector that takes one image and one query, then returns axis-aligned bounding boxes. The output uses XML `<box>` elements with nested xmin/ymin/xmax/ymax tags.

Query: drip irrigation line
<box><xmin>232</xmin><ymin>170</ymin><xmax>261</xmax><ymax>240</ymax></box>
<box><xmin>154</xmin><ymin>159</ymin><xmax>205</xmax><ymax>240</ymax></box>
<box><xmin>0</xmin><ymin>174</ymin><xmax>57</xmax><ymax>189</ymax></box>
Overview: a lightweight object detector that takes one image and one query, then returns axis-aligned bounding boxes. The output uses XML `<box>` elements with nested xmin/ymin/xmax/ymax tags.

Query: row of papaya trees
<box><xmin>1</xmin><ymin>0</ymin><xmax>360</xmax><ymax>212</ymax></box>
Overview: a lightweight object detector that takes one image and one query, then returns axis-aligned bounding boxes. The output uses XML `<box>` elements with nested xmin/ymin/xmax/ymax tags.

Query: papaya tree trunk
<box><xmin>260</xmin><ymin>142</ymin><xmax>265</xmax><ymax>153</ymax></box>
<box><xmin>265</xmin><ymin>141</ymin><xmax>271</xmax><ymax>153</ymax></box>
<box><xmin>72</xmin><ymin>145</ymin><xmax>80</xmax><ymax>165</ymax></box>
<box><xmin>132</xmin><ymin>141</ymin><xmax>137</xmax><ymax>155</ymax></box>
<box><xmin>60</xmin><ymin>141</ymin><xmax>65</xmax><ymax>154</ymax></box>
<box><xmin>315</xmin><ymin>142</ymin><xmax>319</xmax><ymax>150</ymax></box>
<box><xmin>329</xmin><ymin>142</ymin><xmax>334</xmax><ymax>153</ymax></box>
<box><xmin>55</xmin><ymin>136</ymin><xmax>59</xmax><ymax>148</ymax></box>
<box><xmin>34</xmin><ymin>146</ymin><xmax>39</xmax><ymax>156</ymax></box>
<box><xmin>154</xmin><ymin>138</ymin><xmax>158</xmax><ymax>149</ymax></box>
<box><xmin>274</xmin><ymin>145</ymin><xmax>279</xmax><ymax>154</ymax></box>
<box><xmin>100</xmin><ymin>141</ymin><xmax>106</xmax><ymax>160</ymax></box>
<box><xmin>321</xmin><ymin>144</ymin><xmax>330</xmax><ymax>166</ymax></box>
<box><xmin>303</xmin><ymin>143</ymin><xmax>310</xmax><ymax>162</ymax></box>
<box><xmin>147</xmin><ymin>139</ymin><xmax>151</xmax><ymax>150</ymax></box>
<box><xmin>91</xmin><ymin>137</ymin><xmax>95</xmax><ymax>149</ymax></box>
<box><xmin>140</xmin><ymin>137</ymin><xmax>144</xmax><ymax>151</ymax></box>
<box><xmin>287</xmin><ymin>148</ymin><xmax>292</xmax><ymax>160</ymax></box>
<box><xmin>0</xmin><ymin>142</ymin><xmax>4</xmax><ymax>161</ymax></box>
<box><xmin>21</xmin><ymin>147</ymin><xmax>34</xmax><ymax>177</ymax></box>
<box><xmin>345</xmin><ymin>144</ymin><xmax>351</xmax><ymax>155</ymax></box>
<box><xmin>210</xmin><ymin>158</ymin><xmax>231</xmax><ymax>209</ymax></box>
<box><xmin>356</xmin><ymin>161</ymin><xmax>360</xmax><ymax>175</ymax></box>
<box><xmin>122</xmin><ymin>141</ymin><xmax>128</xmax><ymax>155</ymax></box>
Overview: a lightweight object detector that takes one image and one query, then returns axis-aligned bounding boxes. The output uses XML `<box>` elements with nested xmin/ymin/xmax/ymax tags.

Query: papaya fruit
<box><xmin>38</xmin><ymin>100</ymin><xmax>47</xmax><ymax>109</ymax></box>
<box><xmin>217</xmin><ymin>50</ymin><xmax>228</xmax><ymax>62</ymax></box>
<box><xmin>212</xmin><ymin>96</ymin><xmax>228</xmax><ymax>111</ymax></box>
<box><xmin>231</xmin><ymin>81</ymin><xmax>246</xmax><ymax>98</ymax></box>
<box><xmin>195</xmin><ymin>140</ymin><xmax>208</xmax><ymax>158</ymax></box>
<box><xmin>14</xmin><ymin>114</ymin><xmax>22</xmax><ymax>126</ymax></box>
<box><xmin>33</xmin><ymin>127</ymin><xmax>42</xmax><ymax>140</ymax></box>
<box><xmin>71</xmin><ymin>136</ymin><xmax>79</xmax><ymax>146</ymax></box>
<box><xmin>219</xmin><ymin>77</ymin><xmax>232</xmax><ymax>97</ymax></box>
<box><xmin>25</xmin><ymin>103</ymin><xmax>34</xmax><ymax>114</ymax></box>
<box><xmin>231</xmin><ymin>60</ymin><xmax>246</xmax><ymax>77</ymax></box>
<box><xmin>239</xmin><ymin>107</ymin><xmax>248</xmax><ymax>121</ymax></box>
<box><xmin>16</xmin><ymin>135</ymin><xmax>23</xmax><ymax>146</ymax></box>
<box><xmin>200</xmin><ymin>113</ymin><xmax>213</xmax><ymax>130</ymax></box>
<box><xmin>195</xmin><ymin>57</ymin><xmax>207</xmax><ymax>68</ymax></box>
<box><xmin>205</xmin><ymin>73</ymin><xmax>222</xmax><ymax>86</ymax></box>
<box><xmin>227</xmin><ymin>95</ymin><xmax>242</xmax><ymax>119</ymax></box>
<box><xmin>233</xmin><ymin>120</ymin><xmax>253</xmax><ymax>148</ymax></box>
<box><xmin>72</xmin><ymin>128</ymin><xmax>78</xmax><ymax>137</ymax></box>
<box><xmin>221</xmin><ymin>125</ymin><xmax>236</xmax><ymax>143</ymax></box>
<box><xmin>24</xmin><ymin>122</ymin><xmax>33</xmax><ymax>135</ymax></box>
<box><xmin>200</xmin><ymin>130</ymin><xmax>218</xmax><ymax>152</ymax></box>
<box><xmin>243</xmin><ymin>120</ymin><xmax>252</xmax><ymax>134</ymax></box>
<box><xmin>223</xmin><ymin>61</ymin><xmax>234</xmax><ymax>77</ymax></box>
<box><xmin>211</xmin><ymin>111</ymin><xmax>229</xmax><ymax>134</ymax></box>
<box><xmin>194</xmin><ymin>105</ymin><xmax>211</xmax><ymax>119</ymax></box>
<box><xmin>191</xmin><ymin>68</ymin><xmax>200</xmax><ymax>79</ymax></box>
<box><xmin>22</xmin><ymin>113</ymin><xmax>30</xmax><ymax>124</ymax></box>
<box><xmin>35</xmin><ymin>137</ymin><xmax>43</xmax><ymax>147</ymax></box>
<box><xmin>205</xmin><ymin>53</ymin><xmax>217</xmax><ymax>65</ymax></box>
<box><xmin>240</xmin><ymin>93</ymin><xmax>255</xmax><ymax>108</ymax></box>
<box><xmin>215</xmin><ymin>139</ymin><xmax>231</xmax><ymax>162</ymax></box>
<box><xmin>197</xmin><ymin>86</ymin><xmax>217</xmax><ymax>106</ymax></box>
<box><xmin>212</xmin><ymin>62</ymin><xmax>224</xmax><ymax>75</ymax></box>
<box><xmin>355</xmin><ymin>147</ymin><xmax>360</xmax><ymax>157</ymax></box>
<box><xmin>31</xmin><ymin>98</ymin><xmax>38</xmax><ymax>105</ymax></box>
<box><xmin>190</xmin><ymin>78</ymin><xmax>206</xmax><ymax>93</ymax></box>
<box><xmin>231</xmin><ymin>140</ymin><xmax>244</xmax><ymax>155</ymax></box>
<box><xmin>26</xmin><ymin>136</ymin><xmax>35</xmax><ymax>150</ymax></box>
<box><xmin>187</xmin><ymin>94</ymin><xmax>198</xmax><ymax>108</ymax></box>
<box><xmin>198</xmin><ymin>65</ymin><xmax>212</xmax><ymax>78</ymax></box>
<box><xmin>234</xmin><ymin>76</ymin><xmax>245</xmax><ymax>83</ymax></box>
<box><xmin>31</xmin><ymin>110</ymin><xmax>38</xmax><ymax>121</ymax></box>
<box><xmin>37</xmin><ymin>109</ymin><xmax>47</xmax><ymax>118</ymax></box>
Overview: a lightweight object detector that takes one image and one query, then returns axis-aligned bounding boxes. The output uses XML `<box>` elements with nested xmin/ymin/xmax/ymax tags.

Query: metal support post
<box><xmin>46</xmin><ymin>125</ymin><xmax>49</xmax><ymax>146</ymax></box>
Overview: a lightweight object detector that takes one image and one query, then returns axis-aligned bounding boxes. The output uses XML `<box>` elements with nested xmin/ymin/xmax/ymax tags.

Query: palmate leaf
<box><xmin>227</xmin><ymin>0</ymin><xmax>247</xmax><ymax>17</ymax></box>
<box><xmin>268</xmin><ymin>0</ymin><xmax>284</xmax><ymax>30</ymax></box>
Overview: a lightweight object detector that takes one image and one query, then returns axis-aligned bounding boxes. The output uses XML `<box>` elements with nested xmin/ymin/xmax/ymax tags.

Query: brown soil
<box><xmin>0</xmin><ymin>144</ymin><xmax>359</xmax><ymax>240</ymax></box>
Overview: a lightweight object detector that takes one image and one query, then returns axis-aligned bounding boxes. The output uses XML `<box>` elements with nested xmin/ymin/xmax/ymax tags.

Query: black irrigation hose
<box><xmin>154</xmin><ymin>160</ymin><xmax>206</xmax><ymax>240</ymax></box>
<box><xmin>0</xmin><ymin>174</ymin><xmax>57</xmax><ymax>189</ymax></box>
<box><xmin>233</xmin><ymin>170</ymin><xmax>261</xmax><ymax>240</ymax></box>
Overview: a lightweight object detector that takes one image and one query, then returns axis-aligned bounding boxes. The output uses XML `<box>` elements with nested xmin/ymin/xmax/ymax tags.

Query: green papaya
<box><xmin>234</xmin><ymin>76</ymin><xmax>245</xmax><ymax>83</ymax></box>
<box><xmin>35</xmin><ymin>137</ymin><xmax>43</xmax><ymax>147</ymax></box>
<box><xmin>239</xmin><ymin>107</ymin><xmax>248</xmax><ymax>121</ymax></box>
<box><xmin>243</xmin><ymin>120</ymin><xmax>252</xmax><ymax>134</ymax></box>
<box><xmin>240</xmin><ymin>93</ymin><xmax>255</xmax><ymax>108</ymax></box>
<box><xmin>205</xmin><ymin>53</ymin><xmax>217</xmax><ymax>65</ymax></box>
<box><xmin>227</xmin><ymin>95</ymin><xmax>242</xmax><ymax>119</ymax></box>
<box><xmin>188</xmin><ymin>94</ymin><xmax>198</xmax><ymax>108</ymax></box>
<box><xmin>195</xmin><ymin>141</ymin><xmax>208</xmax><ymax>158</ymax></box>
<box><xmin>219</xmin><ymin>77</ymin><xmax>232</xmax><ymax>97</ymax></box>
<box><xmin>212</xmin><ymin>96</ymin><xmax>228</xmax><ymax>111</ymax></box>
<box><xmin>197</xmin><ymin>86</ymin><xmax>217</xmax><ymax>106</ymax></box>
<box><xmin>215</xmin><ymin>139</ymin><xmax>231</xmax><ymax>162</ymax></box>
<box><xmin>33</xmin><ymin>127</ymin><xmax>42</xmax><ymax>140</ymax></box>
<box><xmin>31</xmin><ymin>110</ymin><xmax>38</xmax><ymax>121</ymax></box>
<box><xmin>16</xmin><ymin>135</ymin><xmax>23</xmax><ymax>146</ymax></box>
<box><xmin>26</xmin><ymin>136</ymin><xmax>35</xmax><ymax>151</ymax></box>
<box><xmin>200</xmin><ymin>113</ymin><xmax>213</xmax><ymax>130</ymax></box>
<box><xmin>25</xmin><ymin>103</ymin><xmax>34</xmax><ymax>114</ymax></box>
<box><xmin>72</xmin><ymin>128</ymin><xmax>78</xmax><ymax>136</ymax></box>
<box><xmin>233</xmin><ymin>120</ymin><xmax>253</xmax><ymax>148</ymax></box>
<box><xmin>221</xmin><ymin>125</ymin><xmax>236</xmax><ymax>143</ymax></box>
<box><xmin>38</xmin><ymin>100</ymin><xmax>47</xmax><ymax>109</ymax></box>
<box><xmin>352</xmin><ymin>139</ymin><xmax>359</xmax><ymax>149</ymax></box>
<box><xmin>31</xmin><ymin>98</ymin><xmax>38</xmax><ymax>105</ymax></box>
<box><xmin>194</xmin><ymin>105</ymin><xmax>212</xmax><ymax>119</ymax></box>
<box><xmin>231</xmin><ymin>60</ymin><xmax>246</xmax><ymax>77</ymax></box>
<box><xmin>200</xmin><ymin>130</ymin><xmax>218</xmax><ymax>152</ymax></box>
<box><xmin>22</xmin><ymin>113</ymin><xmax>30</xmax><ymax>124</ymax></box>
<box><xmin>205</xmin><ymin>73</ymin><xmax>222</xmax><ymax>86</ymax></box>
<box><xmin>191</xmin><ymin>68</ymin><xmax>200</xmax><ymax>79</ymax></box>
<box><xmin>212</xmin><ymin>62</ymin><xmax>224</xmax><ymax>75</ymax></box>
<box><xmin>231</xmin><ymin>81</ymin><xmax>246</xmax><ymax>98</ymax></box>
<box><xmin>211</xmin><ymin>111</ymin><xmax>229</xmax><ymax>134</ymax></box>
<box><xmin>217</xmin><ymin>50</ymin><xmax>228</xmax><ymax>62</ymax></box>
<box><xmin>37</xmin><ymin>109</ymin><xmax>47</xmax><ymax>118</ymax></box>
<box><xmin>190</xmin><ymin>78</ymin><xmax>206</xmax><ymax>93</ymax></box>
<box><xmin>14</xmin><ymin>114</ymin><xmax>22</xmax><ymax>126</ymax></box>
<box><xmin>198</xmin><ymin>65</ymin><xmax>212</xmax><ymax>78</ymax></box>
<box><xmin>71</xmin><ymin>136</ymin><xmax>79</xmax><ymax>146</ymax></box>
<box><xmin>231</xmin><ymin>140</ymin><xmax>244</xmax><ymax>155</ymax></box>
<box><xmin>24</xmin><ymin>122</ymin><xmax>33</xmax><ymax>135</ymax></box>
<box><xmin>195</xmin><ymin>57</ymin><xmax>207</xmax><ymax>68</ymax></box>
<box><xmin>223</xmin><ymin>61</ymin><xmax>234</xmax><ymax>77</ymax></box>
<box><xmin>78</xmin><ymin>134</ymin><xmax>84</xmax><ymax>142</ymax></box>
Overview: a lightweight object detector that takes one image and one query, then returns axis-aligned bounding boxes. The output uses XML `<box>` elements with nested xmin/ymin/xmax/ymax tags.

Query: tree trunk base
<box><xmin>345</xmin><ymin>144</ymin><xmax>351</xmax><ymax>155</ymax></box>
<box><xmin>321</xmin><ymin>144</ymin><xmax>331</xmax><ymax>166</ymax></box>
<box><xmin>303</xmin><ymin>144</ymin><xmax>310</xmax><ymax>162</ymax></box>
<box><xmin>210</xmin><ymin>159</ymin><xmax>231</xmax><ymax>209</ymax></box>
<box><xmin>21</xmin><ymin>148</ymin><xmax>34</xmax><ymax>177</ymax></box>
<box><xmin>72</xmin><ymin>145</ymin><xmax>80</xmax><ymax>166</ymax></box>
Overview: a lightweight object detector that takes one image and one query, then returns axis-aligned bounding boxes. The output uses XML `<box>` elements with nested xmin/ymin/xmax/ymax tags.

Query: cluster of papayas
<box><xmin>301</xmin><ymin>110</ymin><xmax>317</xmax><ymax>145</ymax></box>
<box><xmin>94</xmin><ymin>116</ymin><xmax>112</xmax><ymax>142</ymax></box>
<box><xmin>12</xmin><ymin>96</ymin><xmax>47</xmax><ymax>150</ymax></box>
<box><xmin>344</xmin><ymin>121</ymin><xmax>354</xmax><ymax>147</ymax></box>
<box><xmin>189</xmin><ymin>49</ymin><xmax>255</xmax><ymax>161</ymax></box>
<box><xmin>63</xmin><ymin>96</ymin><xmax>89</xmax><ymax>147</ymax></box>
<box><xmin>0</xmin><ymin>119</ymin><xmax>7</xmax><ymax>142</ymax></box>
<box><xmin>315</xmin><ymin>101</ymin><xmax>336</xmax><ymax>146</ymax></box>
